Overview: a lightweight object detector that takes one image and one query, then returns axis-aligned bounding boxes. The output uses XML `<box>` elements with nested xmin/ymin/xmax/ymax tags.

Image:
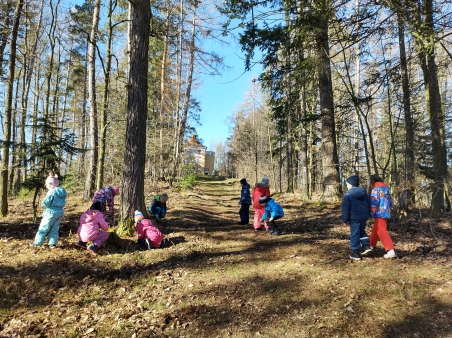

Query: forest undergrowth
<box><xmin>0</xmin><ymin>176</ymin><xmax>451</xmax><ymax>338</ymax></box>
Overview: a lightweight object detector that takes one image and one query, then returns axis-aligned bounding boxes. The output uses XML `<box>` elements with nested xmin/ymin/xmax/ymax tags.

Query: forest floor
<box><xmin>1</xmin><ymin>175</ymin><xmax>452</xmax><ymax>338</ymax></box>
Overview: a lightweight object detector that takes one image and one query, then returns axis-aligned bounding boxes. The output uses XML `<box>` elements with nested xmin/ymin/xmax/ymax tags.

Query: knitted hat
<box><xmin>45</xmin><ymin>174</ymin><xmax>59</xmax><ymax>187</ymax></box>
<box><xmin>258</xmin><ymin>196</ymin><xmax>269</xmax><ymax>204</ymax></box>
<box><xmin>240</xmin><ymin>178</ymin><xmax>247</xmax><ymax>185</ymax></box>
<box><xmin>260</xmin><ymin>176</ymin><xmax>269</xmax><ymax>185</ymax></box>
<box><xmin>112</xmin><ymin>186</ymin><xmax>120</xmax><ymax>195</ymax></box>
<box><xmin>346</xmin><ymin>175</ymin><xmax>359</xmax><ymax>187</ymax></box>
<box><xmin>134</xmin><ymin>210</ymin><xmax>144</xmax><ymax>223</ymax></box>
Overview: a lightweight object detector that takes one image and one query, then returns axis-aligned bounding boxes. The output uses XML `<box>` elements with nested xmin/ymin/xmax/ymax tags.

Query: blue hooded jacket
<box><xmin>341</xmin><ymin>186</ymin><xmax>369</xmax><ymax>223</ymax></box>
<box><xmin>261</xmin><ymin>198</ymin><xmax>284</xmax><ymax>220</ymax></box>
<box><xmin>42</xmin><ymin>186</ymin><xmax>67</xmax><ymax>210</ymax></box>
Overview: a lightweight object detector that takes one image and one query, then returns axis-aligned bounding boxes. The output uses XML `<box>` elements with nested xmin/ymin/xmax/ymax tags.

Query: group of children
<box><xmin>30</xmin><ymin>172</ymin><xmax>395</xmax><ymax>260</ymax></box>
<box><xmin>240</xmin><ymin>173</ymin><xmax>396</xmax><ymax>260</ymax></box>
<box><xmin>342</xmin><ymin>174</ymin><xmax>396</xmax><ymax>260</ymax></box>
<box><xmin>30</xmin><ymin>174</ymin><xmax>169</xmax><ymax>255</ymax></box>
<box><xmin>238</xmin><ymin>177</ymin><xmax>285</xmax><ymax>236</ymax></box>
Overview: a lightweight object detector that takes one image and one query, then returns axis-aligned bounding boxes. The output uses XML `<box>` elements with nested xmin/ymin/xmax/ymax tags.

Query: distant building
<box><xmin>184</xmin><ymin>134</ymin><xmax>215</xmax><ymax>175</ymax></box>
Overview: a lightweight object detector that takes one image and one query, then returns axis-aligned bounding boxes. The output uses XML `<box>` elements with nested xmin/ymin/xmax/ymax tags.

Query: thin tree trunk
<box><xmin>159</xmin><ymin>7</ymin><xmax>171</xmax><ymax>180</ymax></box>
<box><xmin>84</xmin><ymin>0</ymin><xmax>101</xmax><ymax>199</ymax></box>
<box><xmin>170</xmin><ymin>11</ymin><xmax>196</xmax><ymax>185</ymax></box>
<box><xmin>397</xmin><ymin>14</ymin><xmax>415</xmax><ymax>210</ymax></box>
<box><xmin>0</xmin><ymin>0</ymin><xmax>24</xmax><ymax>216</ymax></box>
<box><xmin>21</xmin><ymin>0</ymin><xmax>44</xmax><ymax>183</ymax></box>
<box><xmin>96</xmin><ymin>0</ymin><xmax>115</xmax><ymax>189</ymax></box>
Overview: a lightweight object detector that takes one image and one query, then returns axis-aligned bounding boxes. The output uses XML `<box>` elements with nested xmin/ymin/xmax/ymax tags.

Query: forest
<box><xmin>1</xmin><ymin>0</ymin><xmax>452</xmax><ymax>225</ymax></box>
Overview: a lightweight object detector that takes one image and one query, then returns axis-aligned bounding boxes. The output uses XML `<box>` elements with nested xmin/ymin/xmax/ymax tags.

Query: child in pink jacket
<box><xmin>134</xmin><ymin>210</ymin><xmax>166</xmax><ymax>249</ymax></box>
<box><xmin>77</xmin><ymin>202</ymin><xmax>110</xmax><ymax>255</ymax></box>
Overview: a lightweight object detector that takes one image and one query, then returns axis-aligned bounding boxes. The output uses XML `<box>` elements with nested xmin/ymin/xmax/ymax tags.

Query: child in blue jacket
<box><xmin>30</xmin><ymin>174</ymin><xmax>67</xmax><ymax>249</ymax></box>
<box><xmin>341</xmin><ymin>175</ymin><xmax>371</xmax><ymax>260</ymax></box>
<box><xmin>258</xmin><ymin>196</ymin><xmax>284</xmax><ymax>236</ymax></box>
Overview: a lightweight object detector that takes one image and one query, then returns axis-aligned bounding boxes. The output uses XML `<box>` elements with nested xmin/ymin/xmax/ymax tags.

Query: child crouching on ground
<box><xmin>77</xmin><ymin>202</ymin><xmax>110</xmax><ymax>255</ymax></box>
<box><xmin>148</xmin><ymin>194</ymin><xmax>168</xmax><ymax>219</ymax></box>
<box><xmin>135</xmin><ymin>210</ymin><xmax>169</xmax><ymax>249</ymax></box>
<box><xmin>258</xmin><ymin>196</ymin><xmax>284</xmax><ymax>236</ymax></box>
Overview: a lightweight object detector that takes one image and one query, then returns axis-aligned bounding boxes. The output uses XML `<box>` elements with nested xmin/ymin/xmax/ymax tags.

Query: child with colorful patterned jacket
<box><xmin>92</xmin><ymin>185</ymin><xmax>120</xmax><ymax>215</ymax></box>
<box><xmin>252</xmin><ymin>176</ymin><xmax>270</xmax><ymax>231</ymax></box>
<box><xmin>259</xmin><ymin>196</ymin><xmax>284</xmax><ymax>236</ymax></box>
<box><xmin>369</xmin><ymin>174</ymin><xmax>396</xmax><ymax>258</ymax></box>
<box><xmin>134</xmin><ymin>210</ymin><xmax>167</xmax><ymax>249</ymax></box>
<box><xmin>30</xmin><ymin>174</ymin><xmax>67</xmax><ymax>249</ymax></box>
<box><xmin>77</xmin><ymin>202</ymin><xmax>110</xmax><ymax>255</ymax></box>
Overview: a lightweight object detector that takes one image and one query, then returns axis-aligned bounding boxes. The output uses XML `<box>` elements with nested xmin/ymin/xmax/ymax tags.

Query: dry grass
<box><xmin>1</xmin><ymin>176</ymin><xmax>452</xmax><ymax>338</ymax></box>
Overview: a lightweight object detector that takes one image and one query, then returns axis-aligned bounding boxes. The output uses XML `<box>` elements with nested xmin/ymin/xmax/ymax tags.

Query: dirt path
<box><xmin>1</xmin><ymin>176</ymin><xmax>452</xmax><ymax>337</ymax></box>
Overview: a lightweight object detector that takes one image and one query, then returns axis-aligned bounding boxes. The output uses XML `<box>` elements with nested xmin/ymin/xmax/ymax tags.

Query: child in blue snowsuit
<box><xmin>258</xmin><ymin>196</ymin><xmax>284</xmax><ymax>236</ymax></box>
<box><xmin>30</xmin><ymin>174</ymin><xmax>67</xmax><ymax>248</ymax></box>
<box><xmin>341</xmin><ymin>175</ymin><xmax>371</xmax><ymax>260</ymax></box>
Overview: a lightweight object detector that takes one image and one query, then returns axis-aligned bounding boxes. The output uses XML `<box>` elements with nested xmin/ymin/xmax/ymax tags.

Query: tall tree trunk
<box><xmin>159</xmin><ymin>6</ymin><xmax>171</xmax><ymax>179</ymax></box>
<box><xmin>119</xmin><ymin>0</ymin><xmax>150</xmax><ymax>234</ymax></box>
<box><xmin>397</xmin><ymin>14</ymin><xmax>415</xmax><ymax>210</ymax></box>
<box><xmin>0</xmin><ymin>2</ymin><xmax>14</xmax><ymax>78</ymax></box>
<box><xmin>317</xmin><ymin>24</ymin><xmax>341</xmax><ymax>202</ymax></box>
<box><xmin>96</xmin><ymin>0</ymin><xmax>115</xmax><ymax>189</ymax></box>
<box><xmin>78</xmin><ymin>42</ymin><xmax>89</xmax><ymax>177</ymax></box>
<box><xmin>84</xmin><ymin>0</ymin><xmax>101</xmax><ymax>199</ymax></box>
<box><xmin>170</xmin><ymin>11</ymin><xmax>196</xmax><ymax>185</ymax></box>
<box><xmin>20</xmin><ymin>0</ymin><xmax>44</xmax><ymax>183</ymax></box>
<box><xmin>0</xmin><ymin>0</ymin><xmax>23</xmax><ymax>216</ymax></box>
<box><xmin>416</xmin><ymin>0</ymin><xmax>449</xmax><ymax>216</ymax></box>
<box><xmin>299</xmin><ymin>85</ymin><xmax>309</xmax><ymax>199</ymax></box>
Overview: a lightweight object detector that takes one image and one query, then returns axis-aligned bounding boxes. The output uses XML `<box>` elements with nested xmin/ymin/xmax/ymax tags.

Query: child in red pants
<box><xmin>369</xmin><ymin>174</ymin><xmax>396</xmax><ymax>258</ymax></box>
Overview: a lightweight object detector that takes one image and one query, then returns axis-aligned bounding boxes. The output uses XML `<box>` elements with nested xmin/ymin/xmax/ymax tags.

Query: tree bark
<box><xmin>317</xmin><ymin>24</ymin><xmax>341</xmax><ymax>202</ymax></box>
<box><xmin>0</xmin><ymin>0</ymin><xmax>23</xmax><ymax>216</ymax></box>
<box><xmin>397</xmin><ymin>15</ymin><xmax>415</xmax><ymax>210</ymax></box>
<box><xmin>119</xmin><ymin>0</ymin><xmax>150</xmax><ymax>234</ymax></box>
<box><xmin>84</xmin><ymin>0</ymin><xmax>101</xmax><ymax>199</ymax></box>
<box><xmin>416</xmin><ymin>0</ymin><xmax>449</xmax><ymax>216</ymax></box>
<box><xmin>96</xmin><ymin>0</ymin><xmax>115</xmax><ymax>189</ymax></box>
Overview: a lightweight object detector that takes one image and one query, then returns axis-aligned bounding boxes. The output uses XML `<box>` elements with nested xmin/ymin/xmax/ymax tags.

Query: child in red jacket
<box><xmin>252</xmin><ymin>176</ymin><xmax>271</xmax><ymax>231</ymax></box>
<box><xmin>134</xmin><ymin>210</ymin><xmax>167</xmax><ymax>249</ymax></box>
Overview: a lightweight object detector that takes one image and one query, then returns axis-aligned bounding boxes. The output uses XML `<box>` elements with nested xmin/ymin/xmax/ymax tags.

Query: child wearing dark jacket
<box><xmin>238</xmin><ymin>178</ymin><xmax>252</xmax><ymax>225</ymax></box>
<box><xmin>341</xmin><ymin>175</ymin><xmax>371</xmax><ymax>260</ymax></box>
<box><xmin>148</xmin><ymin>194</ymin><xmax>168</xmax><ymax>219</ymax></box>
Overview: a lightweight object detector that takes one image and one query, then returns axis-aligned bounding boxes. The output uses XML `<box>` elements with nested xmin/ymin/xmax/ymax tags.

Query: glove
<box><xmin>269</xmin><ymin>217</ymin><xmax>274</xmax><ymax>222</ymax></box>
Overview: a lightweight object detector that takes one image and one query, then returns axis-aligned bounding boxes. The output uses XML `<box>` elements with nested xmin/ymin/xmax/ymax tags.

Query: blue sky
<box><xmin>193</xmin><ymin>39</ymin><xmax>260</xmax><ymax>150</ymax></box>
